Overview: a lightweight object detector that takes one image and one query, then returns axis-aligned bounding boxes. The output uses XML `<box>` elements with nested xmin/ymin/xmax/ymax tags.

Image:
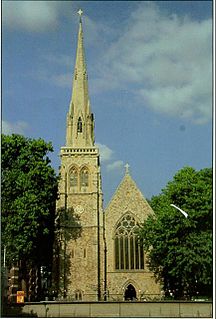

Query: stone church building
<box><xmin>55</xmin><ymin>13</ymin><xmax>161</xmax><ymax>301</ymax></box>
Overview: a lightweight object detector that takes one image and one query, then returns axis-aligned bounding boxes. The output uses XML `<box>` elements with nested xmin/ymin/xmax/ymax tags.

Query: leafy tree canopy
<box><xmin>55</xmin><ymin>207</ymin><xmax>82</xmax><ymax>243</ymax></box>
<box><xmin>52</xmin><ymin>207</ymin><xmax>82</xmax><ymax>296</ymax></box>
<box><xmin>1</xmin><ymin>134</ymin><xmax>58</xmax><ymax>268</ymax></box>
<box><xmin>139</xmin><ymin>166</ymin><xmax>212</xmax><ymax>299</ymax></box>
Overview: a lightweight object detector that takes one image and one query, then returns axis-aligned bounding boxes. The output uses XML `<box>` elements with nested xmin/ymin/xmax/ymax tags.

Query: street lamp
<box><xmin>63</xmin><ymin>166</ymin><xmax>67</xmax><ymax>299</ymax></box>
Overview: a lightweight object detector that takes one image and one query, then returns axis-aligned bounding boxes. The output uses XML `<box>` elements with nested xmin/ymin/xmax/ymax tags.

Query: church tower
<box><xmin>56</xmin><ymin>10</ymin><xmax>104</xmax><ymax>301</ymax></box>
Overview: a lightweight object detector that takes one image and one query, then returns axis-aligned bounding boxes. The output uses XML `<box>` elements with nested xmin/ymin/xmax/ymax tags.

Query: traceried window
<box><xmin>69</xmin><ymin>168</ymin><xmax>78</xmax><ymax>187</ymax></box>
<box><xmin>115</xmin><ymin>214</ymin><xmax>144</xmax><ymax>270</ymax></box>
<box><xmin>80</xmin><ymin>168</ymin><xmax>89</xmax><ymax>187</ymax></box>
<box><xmin>77</xmin><ymin>117</ymin><xmax>82</xmax><ymax>133</ymax></box>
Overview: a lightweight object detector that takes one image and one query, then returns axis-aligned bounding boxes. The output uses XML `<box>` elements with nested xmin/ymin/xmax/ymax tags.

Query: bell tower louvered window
<box><xmin>115</xmin><ymin>214</ymin><xmax>144</xmax><ymax>270</ymax></box>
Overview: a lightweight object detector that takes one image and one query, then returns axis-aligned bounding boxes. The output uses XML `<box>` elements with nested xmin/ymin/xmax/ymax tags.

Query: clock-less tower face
<box><xmin>57</xmin><ymin>147</ymin><xmax>104</xmax><ymax>301</ymax></box>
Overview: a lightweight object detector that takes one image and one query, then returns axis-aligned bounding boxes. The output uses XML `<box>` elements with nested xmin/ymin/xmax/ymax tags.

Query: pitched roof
<box><xmin>105</xmin><ymin>171</ymin><xmax>154</xmax><ymax>222</ymax></box>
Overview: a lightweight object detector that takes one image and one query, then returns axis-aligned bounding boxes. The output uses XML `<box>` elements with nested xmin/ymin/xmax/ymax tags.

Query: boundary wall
<box><xmin>5</xmin><ymin>301</ymin><xmax>213</xmax><ymax>318</ymax></box>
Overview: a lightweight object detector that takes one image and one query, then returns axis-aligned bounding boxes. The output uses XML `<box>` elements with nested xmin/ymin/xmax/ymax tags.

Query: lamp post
<box><xmin>2</xmin><ymin>246</ymin><xmax>7</xmax><ymax>313</ymax></box>
<box><xmin>63</xmin><ymin>167</ymin><xmax>67</xmax><ymax>299</ymax></box>
<box><xmin>103</xmin><ymin>215</ymin><xmax>107</xmax><ymax>301</ymax></box>
<box><xmin>97</xmin><ymin>167</ymin><xmax>101</xmax><ymax>301</ymax></box>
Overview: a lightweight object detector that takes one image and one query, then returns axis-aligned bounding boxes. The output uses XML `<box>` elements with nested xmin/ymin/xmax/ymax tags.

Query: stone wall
<box><xmin>56</xmin><ymin>149</ymin><xmax>104</xmax><ymax>301</ymax></box>
<box><xmin>8</xmin><ymin>301</ymin><xmax>212</xmax><ymax>318</ymax></box>
<box><xmin>105</xmin><ymin>173</ymin><xmax>161</xmax><ymax>300</ymax></box>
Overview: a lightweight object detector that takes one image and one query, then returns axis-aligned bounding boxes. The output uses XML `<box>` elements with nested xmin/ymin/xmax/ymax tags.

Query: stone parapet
<box><xmin>12</xmin><ymin>301</ymin><xmax>213</xmax><ymax>318</ymax></box>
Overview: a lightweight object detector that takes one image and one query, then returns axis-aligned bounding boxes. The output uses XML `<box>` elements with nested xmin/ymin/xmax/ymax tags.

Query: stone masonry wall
<box><xmin>57</xmin><ymin>149</ymin><xmax>104</xmax><ymax>301</ymax></box>
<box><xmin>105</xmin><ymin>173</ymin><xmax>161</xmax><ymax>301</ymax></box>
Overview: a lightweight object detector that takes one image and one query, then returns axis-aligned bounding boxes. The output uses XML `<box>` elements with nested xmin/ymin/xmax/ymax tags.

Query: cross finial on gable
<box><xmin>125</xmin><ymin>163</ymin><xmax>130</xmax><ymax>174</ymax></box>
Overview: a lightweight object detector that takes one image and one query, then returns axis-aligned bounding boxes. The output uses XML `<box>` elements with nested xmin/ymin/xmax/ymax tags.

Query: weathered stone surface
<box><xmin>105</xmin><ymin>172</ymin><xmax>161</xmax><ymax>300</ymax></box>
<box><xmin>56</xmin><ymin>15</ymin><xmax>160</xmax><ymax>302</ymax></box>
<box><xmin>57</xmin><ymin>150</ymin><xmax>104</xmax><ymax>301</ymax></box>
<box><xmin>19</xmin><ymin>302</ymin><xmax>213</xmax><ymax>318</ymax></box>
<box><xmin>56</xmin><ymin>17</ymin><xmax>104</xmax><ymax>302</ymax></box>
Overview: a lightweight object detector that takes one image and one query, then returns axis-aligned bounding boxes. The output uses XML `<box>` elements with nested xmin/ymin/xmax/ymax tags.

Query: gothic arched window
<box><xmin>80</xmin><ymin>167</ymin><xmax>89</xmax><ymax>187</ymax></box>
<box><xmin>115</xmin><ymin>214</ymin><xmax>144</xmax><ymax>270</ymax></box>
<box><xmin>69</xmin><ymin>167</ymin><xmax>78</xmax><ymax>187</ymax></box>
<box><xmin>77</xmin><ymin>117</ymin><xmax>82</xmax><ymax>133</ymax></box>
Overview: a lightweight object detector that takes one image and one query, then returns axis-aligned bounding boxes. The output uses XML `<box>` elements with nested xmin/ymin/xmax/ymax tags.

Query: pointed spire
<box><xmin>74</xmin><ymin>9</ymin><xmax>85</xmax><ymax>79</ymax></box>
<box><xmin>66</xmin><ymin>10</ymin><xmax>95</xmax><ymax>148</ymax></box>
<box><xmin>125</xmin><ymin>163</ymin><xmax>130</xmax><ymax>175</ymax></box>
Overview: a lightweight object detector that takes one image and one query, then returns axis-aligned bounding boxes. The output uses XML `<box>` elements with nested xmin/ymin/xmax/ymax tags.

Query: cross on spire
<box><xmin>77</xmin><ymin>9</ymin><xmax>83</xmax><ymax>22</ymax></box>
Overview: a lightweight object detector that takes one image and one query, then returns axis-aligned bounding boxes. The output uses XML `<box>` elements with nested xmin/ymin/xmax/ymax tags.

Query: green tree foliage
<box><xmin>52</xmin><ymin>207</ymin><xmax>82</xmax><ymax>297</ymax></box>
<box><xmin>139</xmin><ymin>166</ymin><xmax>212</xmax><ymax>299</ymax></box>
<box><xmin>55</xmin><ymin>207</ymin><xmax>82</xmax><ymax>243</ymax></box>
<box><xmin>1</xmin><ymin>134</ymin><xmax>58</xmax><ymax>268</ymax></box>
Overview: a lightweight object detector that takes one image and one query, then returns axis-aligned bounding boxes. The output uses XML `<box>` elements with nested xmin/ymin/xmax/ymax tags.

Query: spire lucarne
<box><xmin>66</xmin><ymin>12</ymin><xmax>94</xmax><ymax>147</ymax></box>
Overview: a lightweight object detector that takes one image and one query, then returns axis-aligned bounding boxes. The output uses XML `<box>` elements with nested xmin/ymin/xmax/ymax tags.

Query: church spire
<box><xmin>66</xmin><ymin>10</ymin><xmax>94</xmax><ymax>147</ymax></box>
<box><xmin>125</xmin><ymin>163</ymin><xmax>130</xmax><ymax>175</ymax></box>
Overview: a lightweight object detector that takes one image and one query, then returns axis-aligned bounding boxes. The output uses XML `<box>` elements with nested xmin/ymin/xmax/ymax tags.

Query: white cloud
<box><xmin>96</xmin><ymin>143</ymin><xmax>123</xmax><ymax>172</ymax></box>
<box><xmin>2</xmin><ymin>1</ymin><xmax>62</xmax><ymax>32</ymax></box>
<box><xmin>35</xmin><ymin>53</ymin><xmax>73</xmax><ymax>87</ymax></box>
<box><xmin>95</xmin><ymin>2</ymin><xmax>212</xmax><ymax>124</ymax></box>
<box><xmin>43</xmin><ymin>54</ymin><xmax>72</xmax><ymax>68</ymax></box>
<box><xmin>51</xmin><ymin>73</ymin><xmax>72</xmax><ymax>88</ymax></box>
<box><xmin>35</xmin><ymin>69</ymin><xmax>72</xmax><ymax>88</ymax></box>
<box><xmin>96</xmin><ymin>143</ymin><xmax>113</xmax><ymax>162</ymax></box>
<box><xmin>2</xmin><ymin>120</ymin><xmax>28</xmax><ymax>135</ymax></box>
<box><xmin>106</xmin><ymin>160</ymin><xmax>124</xmax><ymax>172</ymax></box>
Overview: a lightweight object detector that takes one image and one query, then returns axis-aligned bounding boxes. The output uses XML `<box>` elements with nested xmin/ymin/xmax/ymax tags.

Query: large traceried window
<box><xmin>69</xmin><ymin>167</ymin><xmax>78</xmax><ymax>187</ymax></box>
<box><xmin>115</xmin><ymin>214</ymin><xmax>144</xmax><ymax>270</ymax></box>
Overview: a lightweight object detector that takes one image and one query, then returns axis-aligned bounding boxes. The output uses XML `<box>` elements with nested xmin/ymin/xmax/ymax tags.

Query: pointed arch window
<box><xmin>77</xmin><ymin>117</ymin><xmax>82</xmax><ymax>133</ymax></box>
<box><xmin>69</xmin><ymin>167</ymin><xmax>78</xmax><ymax>187</ymax></box>
<box><xmin>115</xmin><ymin>214</ymin><xmax>144</xmax><ymax>270</ymax></box>
<box><xmin>80</xmin><ymin>167</ymin><xmax>89</xmax><ymax>187</ymax></box>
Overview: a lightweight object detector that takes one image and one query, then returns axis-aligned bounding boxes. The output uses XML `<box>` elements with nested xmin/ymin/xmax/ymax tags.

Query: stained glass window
<box><xmin>115</xmin><ymin>214</ymin><xmax>144</xmax><ymax>270</ymax></box>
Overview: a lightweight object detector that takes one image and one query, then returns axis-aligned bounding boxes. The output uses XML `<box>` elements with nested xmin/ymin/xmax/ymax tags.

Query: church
<box><xmin>55</xmin><ymin>11</ymin><xmax>161</xmax><ymax>302</ymax></box>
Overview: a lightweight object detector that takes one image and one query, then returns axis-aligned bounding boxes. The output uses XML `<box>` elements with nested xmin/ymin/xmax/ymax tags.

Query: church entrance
<box><xmin>124</xmin><ymin>284</ymin><xmax>137</xmax><ymax>301</ymax></box>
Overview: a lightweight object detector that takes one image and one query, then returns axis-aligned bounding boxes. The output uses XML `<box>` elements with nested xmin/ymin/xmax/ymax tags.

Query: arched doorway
<box><xmin>124</xmin><ymin>284</ymin><xmax>137</xmax><ymax>301</ymax></box>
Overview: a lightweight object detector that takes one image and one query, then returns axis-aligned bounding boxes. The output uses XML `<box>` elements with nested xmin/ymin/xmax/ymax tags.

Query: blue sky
<box><xmin>2</xmin><ymin>1</ymin><xmax>213</xmax><ymax>206</ymax></box>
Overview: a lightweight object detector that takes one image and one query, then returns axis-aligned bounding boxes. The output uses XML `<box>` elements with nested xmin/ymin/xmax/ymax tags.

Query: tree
<box><xmin>52</xmin><ymin>207</ymin><xmax>82</xmax><ymax>298</ymax></box>
<box><xmin>1</xmin><ymin>134</ymin><xmax>58</xmax><ymax>299</ymax></box>
<box><xmin>139</xmin><ymin>166</ymin><xmax>212</xmax><ymax>300</ymax></box>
